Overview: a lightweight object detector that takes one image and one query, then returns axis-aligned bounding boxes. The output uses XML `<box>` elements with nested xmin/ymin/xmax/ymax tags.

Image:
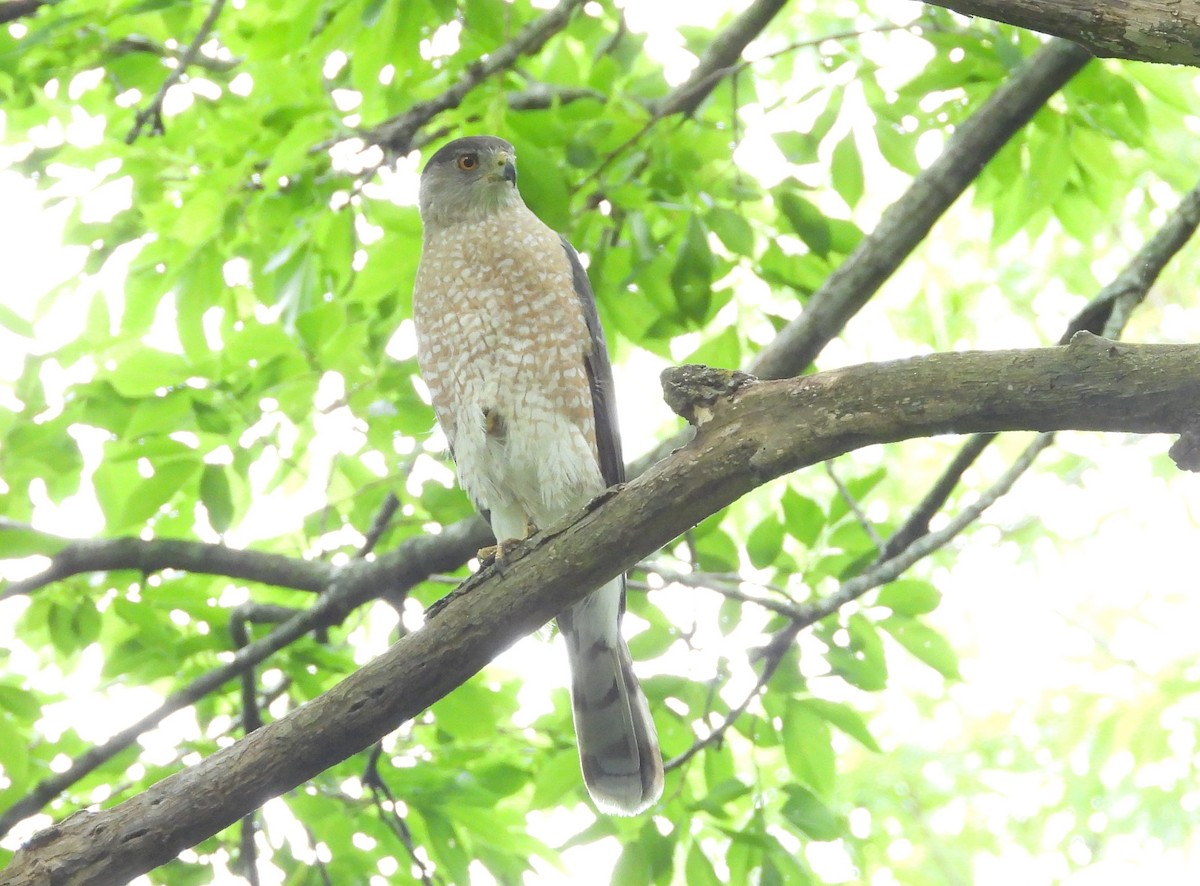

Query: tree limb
<box><xmin>361</xmin><ymin>0</ymin><xmax>587</xmax><ymax>155</ymax></box>
<box><xmin>922</xmin><ymin>0</ymin><xmax>1200</xmax><ymax>68</ymax></box>
<box><xmin>748</xmin><ymin>37</ymin><xmax>1093</xmax><ymax>381</ymax></box>
<box><xmin>633</xmin><ymin>37</ymin><xmax>1092</xmax><ymax>476</ymax></box>
<box><xmin>0</xmin><ymin>0</ymin><xmax>44</xmax><ymax>25</ymax></box>
<box><xmin>0</xmin><ymin>536</ymin><xmax>335</xmax><ymax>601</ymax></box>
<box><xmin>882</xmin><ymin>171</ymin><xmax>1200</xmax><ymax>558</ymax></box>
<box><xmin>6</xmin><ymin>336</ymin><xmax>1200</xmax><ymax>884</ymax></box>
<box><xmin>125</xmin><ymin>0</ymin><xmax>229</xmax><ymax>143</ymax></box>
<box><xmin>655</xmin><ymin>0</ymin><xmax>789</xmax><ymax>118</ymax></box>
<box><xmin>0</xmin><ymin>516</ymin><xmax>489</xmax><ymax>839</ymax></box>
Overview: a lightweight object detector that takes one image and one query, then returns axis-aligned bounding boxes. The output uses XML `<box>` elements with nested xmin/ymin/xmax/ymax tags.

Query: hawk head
<box><xmin>419</xmin><ymin>135</ymin><xmax>521</xmax><ymax>228</ymax></box>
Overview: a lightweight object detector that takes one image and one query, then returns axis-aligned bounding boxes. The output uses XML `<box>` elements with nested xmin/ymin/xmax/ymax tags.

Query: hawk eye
<box><xmin>456</xmin><ymin>153</ymin><xmax>478</xmax><ymax>171</ymax></box>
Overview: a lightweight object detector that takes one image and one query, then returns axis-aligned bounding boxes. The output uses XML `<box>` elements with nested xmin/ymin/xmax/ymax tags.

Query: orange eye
<box><xmin>456</xmin><ymin>153</ymin><xmax>478</xmax><ymax>171</ymax></box>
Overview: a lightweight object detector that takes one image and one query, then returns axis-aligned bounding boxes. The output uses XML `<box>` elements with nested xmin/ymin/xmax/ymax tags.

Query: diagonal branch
<box><xmin>655</xmin><ymin>0</ymin><xmax>789</xmax><ymax>118</ymax></box>
<box><xmin>748</xmin><ymin>37</ymin><xmax>1093</xmax><ymax>381</ymax></box>
<box><xmin>6</xmin><ymin>337</ymin><xmax>1200</xmax><ymax>884</ymax></box>
<box><xmin>125</xmin><ymin>0</ymin><xmax>229</xmax><ymax>143</ymax></box>
<box><xmin>360</xmin><ymin>0</ymin><xmax>587</xmax><ymax>155</ymax></box>
<box><xmin>0</xmin><ymin>0</ymin><xmax>44</xmax><ymax>24</ymax></box>
<box><xmin>631</xmin><ymin>38</ymin><xmax>1094</xmax><ymax>476</ymax></box>
<box><xmin>0</xmin><ymin>516</ymin><xmax>489</xmax><ymax>839</ymax></box>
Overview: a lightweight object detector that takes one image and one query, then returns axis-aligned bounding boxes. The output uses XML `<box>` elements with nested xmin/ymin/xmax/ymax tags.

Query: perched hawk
<box><xmin>412</xmin><ymin>135</ymin><xmax>663</xmax><ymax>815</ymax></box>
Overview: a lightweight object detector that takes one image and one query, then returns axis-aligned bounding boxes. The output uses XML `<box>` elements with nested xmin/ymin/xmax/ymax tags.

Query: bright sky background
<box><xmin>3</xmin><ymin>0</ymin><xmax>1200</xmax><ymax>883</ymax></box>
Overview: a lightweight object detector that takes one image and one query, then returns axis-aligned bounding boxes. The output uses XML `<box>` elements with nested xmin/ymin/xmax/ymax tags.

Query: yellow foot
<box><xmin>476</xmin><ymin>519</ymin><xmax>539</xmax><ymax>564</ymax></box>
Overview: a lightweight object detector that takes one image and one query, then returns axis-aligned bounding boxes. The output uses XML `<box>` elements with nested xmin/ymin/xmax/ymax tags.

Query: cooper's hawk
<box><xmin>412</xmin><ymin>135</ymin><xmax>664</xmax><ymax>815</ymax></box>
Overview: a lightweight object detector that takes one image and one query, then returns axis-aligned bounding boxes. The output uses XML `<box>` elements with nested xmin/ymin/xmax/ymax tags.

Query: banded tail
<box><xmin>558</xmin><ymin>578</ymin><xmax>663</xmax><ymax>815</ymax></box>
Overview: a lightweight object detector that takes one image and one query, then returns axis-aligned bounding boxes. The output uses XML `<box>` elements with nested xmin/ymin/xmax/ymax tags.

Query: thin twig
<box><xmin>108</xmin><ymin>35</ymin><xmax>240</xmax><ymax>73</ymax></box>
<box><xmin>825</xmin><ymin>462</ymin><xmax>885</xmax><ymax>552</ymax></box>
<box><xmin>355</xmin><ymin>0</ymin><xmax>587</xmax><ymax>156</ymax></box>
<box><xmin>667</xmin><ymin>430</ymin><xmax>1054</xmax><ymax>771</ymax></box>
<box><xmin>630</xmin><ymin>566</ymin><xmax>806</xmax><ymax>620</ymax></box>
<box><xmin>126</xmin><ymin>0</ymin><xmax>229</xmax><ymax>143</ymax></box>
<box><xmin>363</xmin><ymin>748</ymin><xmax>438</xmax><ymax>886</ymax></box>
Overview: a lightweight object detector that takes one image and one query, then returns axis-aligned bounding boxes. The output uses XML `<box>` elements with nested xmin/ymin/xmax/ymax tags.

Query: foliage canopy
<box><xmin>2</xmin><ymin>0</ymin><xmax>1200</xmax><ymax>883</ymax></box>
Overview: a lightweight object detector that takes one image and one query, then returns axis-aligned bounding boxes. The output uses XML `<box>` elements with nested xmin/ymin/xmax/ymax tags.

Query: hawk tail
<box><xmin>560</xmin><ymin>579</ymin><xmax>663</xmax><ymax>816</ymax></box>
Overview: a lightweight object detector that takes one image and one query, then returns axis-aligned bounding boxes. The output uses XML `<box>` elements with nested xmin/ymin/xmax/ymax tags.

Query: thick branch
<box><xmin>882</xmin><ymin>172</ymin><xmax>1200</xmax><ymax>557</ymax></box>
<box><xmin>0</xmin><ymin>0</ymin><xmax>44</xmax><ymax>24</ymax></box>
<box><xmin>7</xmin><ymin>336</ymin><xmax>1199</xmax><ymax>885</ymax></box>
<box><xmin>922</xmin><ymin>0</ymin><xmax>1200</xmax><ymax>68</ymax></box>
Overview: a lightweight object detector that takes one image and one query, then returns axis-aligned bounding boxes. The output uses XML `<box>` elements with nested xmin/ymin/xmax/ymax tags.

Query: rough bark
<box><xmin>923</xmin><ymin>0</ymin><xmax>1200</xmax><ymax>67</ymax></box>
<box><xmin>5</xmin><ymin>334</ymin><xmax>1200</xmax><ymax>885</ymax></box>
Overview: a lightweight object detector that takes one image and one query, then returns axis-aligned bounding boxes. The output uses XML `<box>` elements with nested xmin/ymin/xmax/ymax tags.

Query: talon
<box><xmin>477</xmin><ymin>538</ymin><xmax>523</xmax><ymax>564</ymax></box>
<box><xmin>476</xmin><ymin>519</ymin><xmax>538</xmax><ymax>565</ymax></box>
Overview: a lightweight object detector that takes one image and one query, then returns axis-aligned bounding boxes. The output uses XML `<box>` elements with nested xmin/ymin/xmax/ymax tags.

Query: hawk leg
<box><xmin>477</xmin><ymin>517</ymin><xmax>538</xmax><ymax>564</ymax></box>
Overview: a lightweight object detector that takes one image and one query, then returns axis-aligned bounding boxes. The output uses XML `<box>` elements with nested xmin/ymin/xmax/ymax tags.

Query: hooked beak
<box><xmin>488</xmin><ymin>152</ymin><xmax>517</xmax><ymax>186</ymax></box>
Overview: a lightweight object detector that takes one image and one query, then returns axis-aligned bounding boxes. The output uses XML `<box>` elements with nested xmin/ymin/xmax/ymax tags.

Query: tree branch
<box><xmin>361</xmin><ymin>0</ymin><xmax>587</xmax><ymax>155</ymax></box>
<box><xmin>655</xmin><ymin>0</ymin><xmax>788</xmax><ymax>118</ymax></box>
<box><xmin>0</xmin><ymin>535</ymin><xmax>335</xmax><ymax>601</ymax></box>
<box><xmin>0</xmin><ymin>0</ymin><xmax>44</xmax><ymax>25</ymax></box>
<box><xmin>125</xmin><ymin>0</ymin><xmax>229</xmax><ymax>144</ymax></box>
<box><xmin>749</xmin><ymin>38</ymin><xmax>1092</xmax><ymax>381</ymax></box>
<box><xmin>632</xmin><ymin>37</ymin><xmax>1092</xmax><ymax>476</ymax></box>
<box><xmin>922</xmin><ymin>0</ymin><xmax>1200</xmax><ymax>68</ymax></box>
<box><xmin>0</xmin><ymin>516</ymin><xmax>489</xmax><ymax>839</ymax></box>
<box><xmin>6</xmin><ymin>337</ymin><xmax>1200</xmax><ymax>884</ymax></box>
<box><xmin>881</xmin><ymin>172</ymin><xmax>1200</xmax><ymax>558</ymax></box>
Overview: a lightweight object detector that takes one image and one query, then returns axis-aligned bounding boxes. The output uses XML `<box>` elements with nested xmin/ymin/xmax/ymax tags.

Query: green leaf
<box><xmin>0</xmin><ymin>302</ymin><xmax>34</xmax><ymax>338</ymax></box>
<box><xmin>880</xmin><ymin>615</ymin><xmax>961</xmax><ymax>679</ymax></box>
<box><xmin>796</xmin><ymin>698</ymin><xmax>881</xmax><ymax>752</ymax></box>
<box><xmin>47</xmin><ymin>601</ymin><xmax>78</xmax><ymax>657</ymax></box>
<box><xmin>0</xmin><ymin>683</ymin><xmax>41</xmax><ymax>721</ymax></box>
<box><xmin>199</xmin><ymin>465</ymin><xmax>235</xmax><ymax>534</ymax></box>
<box><xmin>0</xmin><ymin>714</ymin><xmax>30</xmax><ymax>792</ymax></box>
<box><xmin>781</xmin><ymin>784</ymin><xmax>842</xmax><ymax>841</ymax></box>
<box><xmin>773</xmin><ymin>130</ymin><xmax>819</xmax><ymax>164</ymax></box>
<box><xmin>104</xmin><ymin>349</ymin><xmax>191</xmax><ymax>398</ymax></box>
<box><xmin>783</xmin><ymin>699</ymin><xmax>835</xmax><ymax>796</ymax></box>
<box><xmin>670</xmin><ymin>215</ymin><xmax>716</xmax><ymax>322</ymax></box>
<box><xmin>685</xmin><ymin>844</ymin><xmax>722</xmax><ymax>886</ymax></box>
<box><xmin>827</xmin><ymin>466</ymin><xmax>885</xmax><ymax>523</ymax></box>
<box><xmin>113</xmin><ymin>458</ymin><xmax>202</xmax><ymax>530</ymax></box>
<box><xmin>827</xmin><ymin>613</ymin><xmax>888</xmax><ymax>691</ymax></box>
<box><xmin>747</xmin><ymin>515</ymin><xmax>784</xmax><ymax>569</ymax></box>
<box><xmin>611</xmin><ymin>841</ymin><xmax>653</xmax><ymax>885</ymax></box>
<box><xmin>874</xmin><ymin>121</ymin><xmax>919</xmax><ymax>175</ymax></box>
<box><xmin>830</xmin><ymin>134</ymin><xmax>864</xmax><ymax>206</ymax></box>
<box><xmin>529</xmin><ymin>750</ymin><xmax>581</xmax><ymax>808</ymax></box>
<box><xmin>516</xmin><ymin>143</ymin><xmax>572</xmax><ymax>232</ymax></box>
<box><xmin>777</xmin><ymin>190</ymin><xmax>832</xmax><ymax>257</ymax></box>
<box><xmin>781</xmin><ymin>489</ymin><xmax>824</xmax><ymax>548</ymax></box>
<box><xmin>876</xmin><ymin>579</ymin><xmax>942</xmax><ymax>616</ymax></box>
<box><xmin>0</xmin><ymin>524</ymin><xmax>69</xmax><ymax>558</ymax></box>
<box><xmin>707</xmin><ymin>207</ymin><xmax>755</xmax><ymax>256</ymax></box>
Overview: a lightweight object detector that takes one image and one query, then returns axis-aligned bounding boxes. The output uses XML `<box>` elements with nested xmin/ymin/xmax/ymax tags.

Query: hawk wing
<box><xmin>559</xmin><ymin>235</ymin><xmax>624</xmax><ymax>488</ymax></box>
